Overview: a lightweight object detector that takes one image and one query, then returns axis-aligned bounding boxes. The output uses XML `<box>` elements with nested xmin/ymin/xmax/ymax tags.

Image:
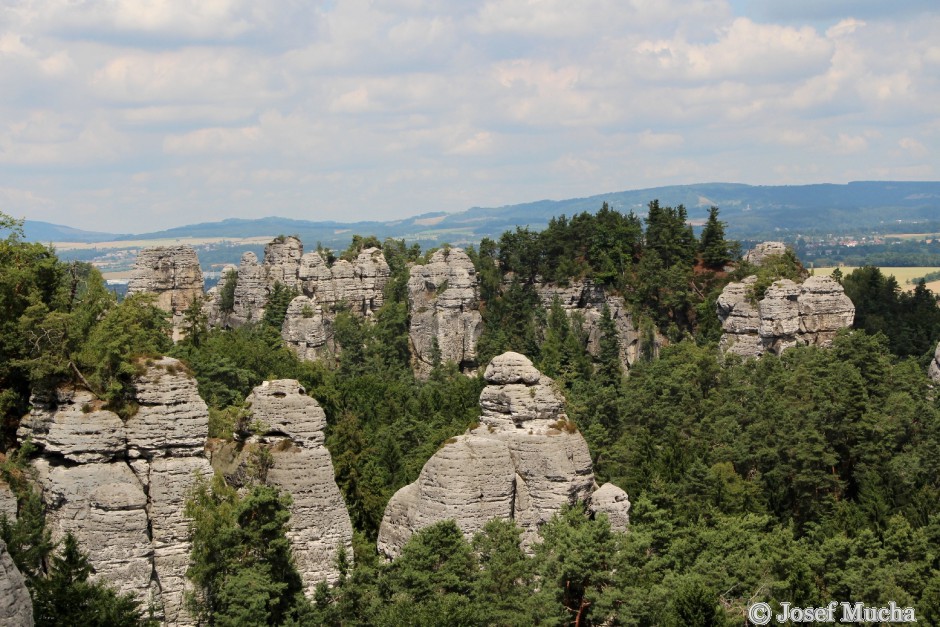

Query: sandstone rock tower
<box><xmin>18</xmin><ymin>357</ymin><xmax>213</xmax><ymax>626</ymax></box>
<box><xmin>407</xmin><ymin>247</ymin><xmax>483</xmax><ymax>376</ymax></box>
<box><xmin>929</xmin><ymin>342</ymin><xmax>940</xmax><ymax>383</ymax></box>
<box><xmin>535</xmin><ymin>279</ymin><xmax>661</xmax><ymax>370</ymax></box>
<box><xmin>716</xmin><ymin>275</ymin><xmax>855</xmax><ymax>358</ymax></box>
<box><xmin>208</xmin><ymin>380</ymin><xmax>354</xmax><ymax>594</ymax></box>
<box><xmin>127</xmin><ymin>246</ymin><xmax>204</xmax><ymax>342</ymax></box>
<box><xmin>377</xmin><ymin>352</ymin><xmax>630</xmax><ymax>559</ymax></box>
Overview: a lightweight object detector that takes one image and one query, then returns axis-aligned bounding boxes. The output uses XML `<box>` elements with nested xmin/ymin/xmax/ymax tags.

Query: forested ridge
<box><xmin>3</xmin><ymin>204</ymin><xmax>940</xmax><ymax>625</ymax></box>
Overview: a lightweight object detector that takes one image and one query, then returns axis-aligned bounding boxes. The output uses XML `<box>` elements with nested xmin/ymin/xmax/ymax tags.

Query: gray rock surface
<box><xmin>23</xmin><ymin>357</ymin><xmax>215</xmax><ymax>626</ymax></box>
<box><xmin>377</xmin><ymin>352</ymin><xmax>624</xmax><ymax>558</ymax></box>
<box><xmin>717</xmin><ymin>274</ymin><xmax>854</xmax><ymax>358</ymax></box>
<box><xmin>590</xmin><ymin>483</ymin><xmax>631</xmax><ymax>533</ymax></box>
<box><xmin>0</xmin><ymin>480</ymin><xmax>16</xmax><ymax>522</ymax></box>
<box><xmin>263</xmin><ymin>236</ymin><xmax>304</xmax><ymax>290</ymax></box>
<box><xmin>535</xmin><ymin>279</ymin><xmax>660</xmax><ymax>370</ymax></box>
<box><xmin>127</xmin><ymin>245</ymin><xmax>204</xmax><ymax>341</ymax></box>
<box><xmin>214</xmin><ymin>237</ymin><xmax>389</xmax><ymax>362</ymax></box>
<box><xmin>407</xmin><ymin>248</ymin><xmax>483</xmax><ymax>376</ymax></box>
<box><xmin>929</xmin><ymin>342</ymin><xmax>940</xmax><ymax>383</ymax></box>
<box><xmin>18</xmin><ymin>387</ymin><xmax>125</xmax><ymax>463</ymax></box>
<box><xmin>281</xmin><ymin>295</ymin><xmax>332</xmax><ymax>361</ymax></box>
<box><xmin>744</xmin><ymin>241</ymin><xmax>787</xmax><ymax>266</ymax></box>
<box><xmin>231</xmin><ymin>251</ymin><xmax>269</xmax><ymax>326</ymax></box>
<box><xmin>33</xmin><ymin>458</ymin><xmax>155</xmax><ymax>599</ymax></box>
<box><xmin>127</xmin><ymin>357</ymin><xmax>209</xmax><ymax>458</ymax></box>
<box><xmin>210</xmin><ymin>380</ymin><xmax>353</xmax><ymax>595</ymax></box>
<box><xmin>144</xmin><ymin>456</ymin><xmax>213</xmax><ymax>626</ymax></box>
<box><xmin>0</xmin><ymin>538</ymin><xmax>33</xmax><ymax>627</ymax></box>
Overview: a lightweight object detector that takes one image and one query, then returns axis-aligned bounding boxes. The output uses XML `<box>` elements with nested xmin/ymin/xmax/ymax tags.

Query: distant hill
<box><xmin>22</xmin><ymin>220</ymin><xmax>129</xmax><ymax>244</ymax></box>
<box><xmin>23</xmin><ymin>181</ymin><xmax>940</xmax><ymax>251</ymax></box>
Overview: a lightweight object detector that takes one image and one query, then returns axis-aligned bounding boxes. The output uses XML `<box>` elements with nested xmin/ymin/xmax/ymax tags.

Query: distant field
<box><xmin>53</xmin><ymin>235</ymin><xmax>274</xmax><ymax>251</ymax></box>
<box><xmin>814</xmin><ymin>266</ymin><xmax>940</xmax><ymax>293</ymax></box>
<box><xmin>884</xmin><ymin>233</ymin><xmax>940</xmax><ymax>240</ymax></box>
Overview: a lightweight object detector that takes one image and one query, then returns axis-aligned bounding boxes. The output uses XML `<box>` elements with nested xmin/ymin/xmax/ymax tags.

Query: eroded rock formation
<box><xmin>0</xmin><ymin>539</ymin><xmax>32</xmax><ymax>627</ymax></box>
<box><xmin>280</xmin><ymin>247</ymin><xmax>391</xmax><ymax>361</ymax></box>
<box><xmin>127</xmin><ymin>246</ymin><xmax>204</xmax><ymax>342</ymax></box>
<box><xmin>18</xmin><ymin>357</ymin><xmax>213</xmax><ymax>626</ymax></box>
<box><xmin>377</xmin><ymin>352</ymin><xmax>630</xmax><ymax>559</ymax></box>
<box><xmin>204</xmin><ymin>237</ymin><xmax>390</xmax><ymax>363</ymax></box>
<box><xmin>929</xmin><ymin>342</ymin><xmax>940</xmax><ymax>383</ymax></box>
<box><xmin>535</xmin><ymin>279</ymin><xmax>661</xmax><ymax>370</ymax></box>
<box><xmin>717</xmin><ymin>275</ymin><xmax>855</xmax><ymax>358</ymax></box>
<box><xmin>743</xmin><ymin>241</ymin><xmax>787</xmax><ymax>266</ymax></box>
<box><xmin>407</xmin><ymin>248</ymin><xmax>483</xmax><ymax>376</ymax></box>
<box><xmin>208</xmin><ymin>380</ymin><xmax>353</xmax><ymax>595</ymax></box>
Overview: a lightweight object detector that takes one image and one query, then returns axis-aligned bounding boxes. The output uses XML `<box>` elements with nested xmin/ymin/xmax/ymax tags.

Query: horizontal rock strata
<box><xmin>717</xmin><ymin>275</ymin><xmax>855</xmax><ymax>358</ymax></box>
<box><xmin>407</xmin><ymin>248</ymin><xmax>483</xmax><ymax>376</ymax></box>
<box><xmin>21</xmin><ymin>357</ymin><xmax>212</xmax><ymax>626</ymax></box>
<box><xmin>127</xmin><ymin>245</ymin><xmax>204</xmax><ymax>341</ymax></box>
<box><xmin>210</xmin><ymin>380</ymin><xmax>353</xmax><ymax>595</ymax></box>
<box><xmin>377</xmin><ymin>352</ymin><xmax>629</xmax><ymax>559</ymax></box>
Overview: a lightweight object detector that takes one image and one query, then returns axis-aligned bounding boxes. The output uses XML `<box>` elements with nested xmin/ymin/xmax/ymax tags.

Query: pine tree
<box><xmin>699</xmin><ymin>206</ymin><xmax>730</xmax><ymax>268</ymax></box>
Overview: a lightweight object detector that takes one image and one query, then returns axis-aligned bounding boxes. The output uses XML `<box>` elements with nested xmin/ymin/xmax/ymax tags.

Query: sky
<box><xmin>1</xmin><ymin>0</ymin><xmax>938</xmax><ymax>233</ymax></box>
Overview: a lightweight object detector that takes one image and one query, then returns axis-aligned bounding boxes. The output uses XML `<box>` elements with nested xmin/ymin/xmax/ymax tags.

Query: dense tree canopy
<box><xmin>3</xmin><ymin>205</ymin><xmax>940</xmax><ymax>625</ymax></box>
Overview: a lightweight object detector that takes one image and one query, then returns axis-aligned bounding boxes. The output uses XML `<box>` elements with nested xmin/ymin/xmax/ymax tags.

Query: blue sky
<box><xmin>1</xmin><ymin>0</ymin><xmax>937</xmax><ymax>233</ymax></box>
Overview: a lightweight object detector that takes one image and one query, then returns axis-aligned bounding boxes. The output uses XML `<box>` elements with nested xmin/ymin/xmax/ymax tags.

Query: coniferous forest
<box><xmin>3</xmin><ymin>203</ymin><xmax>940</xmax><ymax>626</ymax></box>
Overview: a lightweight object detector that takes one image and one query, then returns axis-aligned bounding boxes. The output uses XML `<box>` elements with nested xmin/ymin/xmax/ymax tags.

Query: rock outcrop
<box><xmin>127</xmin><ymin>246</ymin><xmax>204</xmax><ymax>342</ymax></box>
<box><xmin>377</xmin><ymin>352</ymin><xmax>629</xmax><ymax>559</ymax></box>
<box><xmin>407</xmin><ymin>248</ymin><xmax>483</xmax><ymax>376</ymax></box>
<box><xmin>929</xmin><ymin>342</ymin><xmax>940</xmax><ymax>383</ymax></box>
<box><xmin>0</xmin><ymin>480</ymin><xmax>16</xmax><ymax>522</ymax></box>
<box><xmin>535</xmin><ymin>279</ymin><xmax>661</xmax><ymax>370</ymax></box>
<box><xmin>744</xmin><ymin>241</ymin><xmax>787</xmax><ymax>266</ymax></box>
<box><xmin>0</xmin><ymin>539</ymin><xmax>33</xmax><ymax>627</ymax></box>
<box><xmin>717</xmin><ymin>275</ymin><xmax>855</xmax><ymax>358</ymax></box>
<box><xmin>209</xmin><ymin>380</ymin><xmax>353</xmax><ymax>595</ymax></box>
<box><xmin>204</xmin><ymin>237</ymin><xmax>390</xmax><ymax>362</ymax></box>
<box><xmin>280</xmin><ymin>248</ymin><xmax>391</xmax><ymax>361</ymax></box>
<box><xmin>19</xmin><ymin>357</ymin><xmax>213</xmax><ymax>626</ymax></box>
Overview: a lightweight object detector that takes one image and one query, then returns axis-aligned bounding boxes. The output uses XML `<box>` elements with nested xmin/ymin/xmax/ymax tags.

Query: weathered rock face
<box><xmin>127</xmin><ymin>246</ymin><xmax>204</xmax><ymax>342</ymax></box>
<box><xmin>744</xmin><ymin>241</ymin><xmax>787</xmax><ymax>266</ymax></box>
<box><xmin>535</xmin><ymin>279</ymin><xmax>661</xmax><ymax>370</ymax></box>
<box><xmin>18</xmin><ymin>387</ymin><xmax>125</xmax><ymax>464</ymax></box>
<box><xmin>231</xmin><ymin>251</ymin><xmax>269</xmax><ymax>326</ymax></box>
<box><xmin>929</xmin><ymin>342</ymin><xmax>940</xmax><ymax>383</ymax></box>
<box><xmin>377</xmin><ymin>352</ymin><xmax>629</xmax><ymax>559</ymax></box>
<box><xmin>407</xmin><ymin>248</ymin><xmax>483</xmax><ymax>376</ymax></box>
<box><xmin>589</xmin><ymin>483</ymin><xmax>631</xmax><ymax>532</ymax></box>
<box><xmin>210</xmin><ymin>380</ymin><xmax>353</xmax><ymax>595</ymax></box>
<box><xmin>264</xmin><ymin>236</ymin><xmax>304</xmax><ymax>290</ymax></box>
<box><xmin>717</xmin><ymin>275</ymin><xmax>855</xmax><ymax>358</ymax></box>
<box><xmin>0</xmin><ymin>480</ymin><xmax>16</xmax><ymax>522</ymax></box>
<box><xmin>281</xmin><ymin>295</ymin><xmax>332</xmax><ymax>362</ymax></box>
<box><xmin>210</xmin><ymin>237</ymin><xmax>390</xmax><ymax>358</ymax></box>
<box><xmin>21</xmin><ymin>357</ymin><xmax>213</xmax><ymax>626</ymax></box>
<box><xmin>0</xmin><ymin>538</ymin><xmax>33</xmax><ymax>627</ymax></box>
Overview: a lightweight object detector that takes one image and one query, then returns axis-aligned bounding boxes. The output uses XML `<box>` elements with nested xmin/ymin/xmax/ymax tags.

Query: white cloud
<box><xmin>0</xmin><ymin>0</ymin><xmax>937</xmax><ymax>232</ymax></box>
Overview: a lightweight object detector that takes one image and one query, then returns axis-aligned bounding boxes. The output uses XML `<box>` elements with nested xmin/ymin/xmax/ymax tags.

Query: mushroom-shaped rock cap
<box><xmin>484</xmin><ymin>352</ymin><xmax>542</xmax><ymax>385</ymax></box>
